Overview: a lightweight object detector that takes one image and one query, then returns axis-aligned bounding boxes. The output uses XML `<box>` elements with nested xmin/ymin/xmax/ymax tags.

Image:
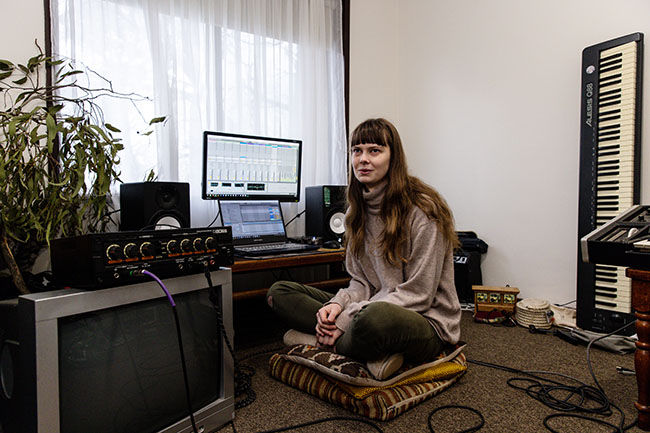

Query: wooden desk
<box><xmin>229</xmin><ymin>249</ymin><xmax>349</xmax><ymax>301</ymax></box>
<box><xmin>625</xmin><ymin>268</ymin><xmax>650</xmax><ymax>431</ymax></box>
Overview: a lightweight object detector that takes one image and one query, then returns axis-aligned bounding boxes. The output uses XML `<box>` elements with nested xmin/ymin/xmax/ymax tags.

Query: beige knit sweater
<box><xmin>328</xmin><ymin>181</ymin><xmax>461</xmax><ymax>344</ymax></box>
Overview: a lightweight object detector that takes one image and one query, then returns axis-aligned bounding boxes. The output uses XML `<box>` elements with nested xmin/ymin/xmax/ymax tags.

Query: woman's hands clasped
<box><xmin>316</xmin><ymin>303</ymin><xmax>343</xmax><ymax>348</ymax></box>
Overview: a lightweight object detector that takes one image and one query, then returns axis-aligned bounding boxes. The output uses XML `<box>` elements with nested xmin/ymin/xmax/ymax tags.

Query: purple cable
<box><xmin>141</xmin><ymin>270</ymin><xmax>176</xmax><ymax>307</ymax></box>
<box><xmin>138</xmin><ymin>269</ymin><xmax>199</xmax><ymax>433</ymax></box>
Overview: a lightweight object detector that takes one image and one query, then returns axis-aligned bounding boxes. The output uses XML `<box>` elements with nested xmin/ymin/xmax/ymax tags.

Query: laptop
<box><xmin>218</xmin><ymin>200</ymin><xmax>319</xmax><ymax>257</ymax></box>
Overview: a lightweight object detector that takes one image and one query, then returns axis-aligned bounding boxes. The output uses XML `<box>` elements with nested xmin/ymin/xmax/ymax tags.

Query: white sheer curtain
<box><xmin>50</xmin><ymin>0</ymin><xmax>347</xmax><ymax>233</ymax></box>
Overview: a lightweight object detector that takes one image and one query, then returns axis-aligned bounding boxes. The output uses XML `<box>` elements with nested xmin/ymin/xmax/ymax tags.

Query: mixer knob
<box><xmin>123</xmin><ymin>243</ymin><xmax>140</xmax><ymax>259</ymax></box>
<box><xmin>205</xmin><ymin>236</ymin><xmax>217</xmax><ymax>250</ymax></box>
<box><xmin>106</xmin><ymin>244</ymin><xmax>123</xmax><ymax>260</ymax></box>
<box><xmin>193</xmin><ymin>238</ymin><xmax>205</xmax><ymax>251</ymax></box>
<box><xmin>140</xmin><ymin>241</ymin><xmax>155</xmax><ymax>257</ymax></box>
<box><xmin>166</xmin><ymin>239</ymin><xmax>180</xmax><ymax>254</ymax></box>
<box><xmin>180</xmin><ymin>238</ymin><xmax>193</xmax><ymax>252</ymax></box>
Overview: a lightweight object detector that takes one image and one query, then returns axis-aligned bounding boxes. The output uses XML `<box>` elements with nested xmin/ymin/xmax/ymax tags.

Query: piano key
<box><xmin>595</xmin><ymin>294</ymin><xmax>631</xmax><ymax>303</ymax></box>
<box><xmin>598</xmin><ymin>140</ymin><xmax>635</xmax><ymax>149</ymax></box>
<box><xmin>597</xmin><ymin>212</ymin><xmax>632</xmax><ymax>222</ymax></box>
<box><xmin>600</xmin><ymin>64</ymin><xmax>638</xmax><ymax>80</ymax></box>
<box><xmin>596</xmin><ymin>198</ymin><xmax>633</xmax><ymax>207</ymax></box>
<box><xmin>597</xmin><ymin>170</ymin><xmax>635</xmax><ymax>179</ymax></box>
<box><xmin>579</xmin><ymin>35</ymin><xmax>641</xmax><ymax>329</ymax></box>
<box><xmin>595</xmin><ymin>286</ymin><xmax>631</xmax><ymax>298</ymax></box>
<box><xmin>594</xmin><ymin>302</ymin><xmax>632</xmax><ymax>314</ymax></box>
<box><xmin>595</xmin><ymin>293</ymin><xmax>632</xmax><ymax>304</ymax></box>
<box><xmin>598</xmin><ymin>141</ymin><xmax>636</xmax><ymax>151</ymax></box>
<box><xmin>598</xmin><ymin>116</ymin><xmax>636</xmax><ymax>128</ymax></box>
<box><xmin>597</xmin><ymin>190</ymin><xmax>633</xmax><ymax>198</ymax></box>
<box><xmin>600</xmin><ymin>41</ymin><xmax>638</xmax><ymax>58</ymax></box>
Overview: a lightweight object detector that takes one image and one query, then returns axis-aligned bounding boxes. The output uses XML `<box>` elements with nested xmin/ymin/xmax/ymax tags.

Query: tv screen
<box><xmin>58</xmin><ymin>291</ymin><xmax>220</xmax><ymax>433</ymax></box>
<box><xmin>202</xmin><ymin>131</ymin><xmax>302</xmax><ymax>202</ymax></box>
<box><xmin>6</xmin><ymin>270</ymin><xmax>234</xmax><ymax>433</ymax></box>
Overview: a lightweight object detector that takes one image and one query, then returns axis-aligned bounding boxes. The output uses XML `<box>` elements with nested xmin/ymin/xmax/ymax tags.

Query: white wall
<box><xmin>6</xmin><ymin>0</ymin><xmax>650</xmax><ymax>304</ymax></box>
<box><xmin>1</xmin><ymin>0</ymin><xmax>45</xmax><ymax>64</ymax></box>
<box><xmin>349</xmin><ymin>0</ymin><xmax>399</xmax><ymax>125</ymax></box>
<box><xmin>350</xmin><ymin>0</ymin><xmax>650</xmax><ymax>303</ymax></box>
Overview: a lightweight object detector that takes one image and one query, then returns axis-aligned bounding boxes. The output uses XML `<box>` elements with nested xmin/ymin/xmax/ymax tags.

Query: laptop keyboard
<box><xmin>237</xmin><ymin>242</ymin><xmax>318</xmax><ymax>256</ymax></box>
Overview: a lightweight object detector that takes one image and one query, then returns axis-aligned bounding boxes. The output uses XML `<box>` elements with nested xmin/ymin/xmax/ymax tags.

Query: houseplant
<box><xmin>0</xmin><ymin>47</ymin><xmax>163</xmax><ymax>296</ymax></box>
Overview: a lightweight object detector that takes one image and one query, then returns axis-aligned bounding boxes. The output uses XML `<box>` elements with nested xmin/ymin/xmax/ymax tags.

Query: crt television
<box><xmin>0</xmin><ymin>270</ymin><xmax>234</xmax><ymax>433</ymax></box>
<box><xmin>202</xmin><ymin>131</ymin><xmax>302</xmax><ymax>202</ymax></box>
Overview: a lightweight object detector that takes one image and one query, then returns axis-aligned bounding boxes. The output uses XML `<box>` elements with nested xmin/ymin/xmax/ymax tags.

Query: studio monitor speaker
<box><xmin>305</xmin><ymin>185</ymin><xmax>347</xmax><ymax>242</ymax></box>
<box><xmin>120</xmin><ymin>182</ymin><xmax>190</xmax><ymax>230</ymax></box>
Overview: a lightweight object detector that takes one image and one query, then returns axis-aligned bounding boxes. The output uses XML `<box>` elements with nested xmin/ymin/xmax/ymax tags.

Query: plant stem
<box><xmin>0</xmin><ymin>225</ymin><xmax>30</xmax><ymax>295</ymax></box>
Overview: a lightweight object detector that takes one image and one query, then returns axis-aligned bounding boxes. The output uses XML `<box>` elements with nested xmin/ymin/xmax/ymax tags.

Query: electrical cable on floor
<box><xmin>136</xmin><ymin>269</ymin><xmax>200</xmax><ymax>433</ymax></box>
<box><xmin>218</xmin><ymin>315</ymin><xmax>640</xmax><ymax>433</ymax></box>
<box><xmin>427</xmin><ymin>405</ymin><xmax>484</xmax><ymax>433</ymax></box>
<box><xmin>203</xmin><ymin>261</ymin><xmax>638</xmax><ymax>433</ymax></box>
<box><xmin>204</xmin><ymin>266</ymin><xmax>257</xmax><ymax>409</ymax></box>
<box><xmin>468</xmin><ymin>319</ymin><xmax>639</xmax><ymax>432</ymax></box>
<box><xmin>233</xmin><ymin>318</ymin><xmax>639</xmax><ymax>433</ymax></box>
<box><xmin>231</xmin><ymin>416</ymin><xmax>385</xmax><ymax>433</ymax></box>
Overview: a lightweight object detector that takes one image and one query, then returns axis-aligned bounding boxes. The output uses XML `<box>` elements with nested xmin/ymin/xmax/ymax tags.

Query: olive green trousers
<box><xmin>267</xmin><ymin>280</ymin><xmax>443</xmax><ymax>363</ymax></box>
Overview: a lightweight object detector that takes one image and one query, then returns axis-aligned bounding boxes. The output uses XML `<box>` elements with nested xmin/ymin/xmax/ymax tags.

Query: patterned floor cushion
<box><xmin>268</xmin><ymin>343</ymin><xmax>467</xmax><ymax>421</ymax></box>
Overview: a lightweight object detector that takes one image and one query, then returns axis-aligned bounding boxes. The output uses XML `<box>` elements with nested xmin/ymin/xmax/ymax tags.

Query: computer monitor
<box><xmin>202</xmin><ymin>131</ymin><xmax>302</xmax><ymax>202</ymax></box>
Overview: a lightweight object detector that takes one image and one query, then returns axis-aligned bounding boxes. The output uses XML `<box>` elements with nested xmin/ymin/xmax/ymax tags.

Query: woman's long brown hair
<box><xmin>346</xmin><ymin>118</ymin><xmax>459</xmax><ymax>264</ymax></box>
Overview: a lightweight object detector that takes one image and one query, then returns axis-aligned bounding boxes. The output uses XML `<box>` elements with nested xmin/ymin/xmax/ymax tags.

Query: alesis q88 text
<box><xmin>577</xmin><ymin>33</ymin><xmax>643</xmax><ymax>335</ymax></box>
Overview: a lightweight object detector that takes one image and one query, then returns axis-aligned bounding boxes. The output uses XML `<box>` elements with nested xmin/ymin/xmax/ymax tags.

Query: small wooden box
<box><xmin>472</xmin><ymin>285</ymin><xmax>520</xmax><ymax>315</ymax></box>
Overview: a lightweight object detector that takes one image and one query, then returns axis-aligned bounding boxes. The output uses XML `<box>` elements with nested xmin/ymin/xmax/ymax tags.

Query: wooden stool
<box><xmin>625</xmin><ymin>268</ymin><xmax>650</xmax><ymax>430</ymax></box>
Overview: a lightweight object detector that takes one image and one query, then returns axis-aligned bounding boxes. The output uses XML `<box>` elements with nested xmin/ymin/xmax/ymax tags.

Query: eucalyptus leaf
<box><xmin>14</xmin><ymin>91</ymin><xmax>31</xmax><ymax>104</ymax></box>
<box><xmin>148</xmin><ymin>116</ymin><xmax>166</xmax><ymax>125</ymax></box>
<box><xmin>0</xmin><ymin>49</ymin><xmax>165</xmax><ymax>294</ymax></box>
<box><xmin>46</xmin><ymin>114</ymin><xmax>56</xmax><ymax>153</ymax></box>
<box><xmin>8</xmin><ymin>118</ymin><xmax>17</xmax><ymax>137</ymax></box>
<box><xmin>105</xmin><ymin>123</ymin><xmax>121</xmax><ymax>133</ymax></box>
<box><xmin>60</xmin><ymin>70</ymin><xmax>84</xmax><ymax>79</ymax></box>
<box><xmin>0</xmin><ymin>59</ymin><xmax>14</xmax><ymax>71</ymax></box>
<box><xmin>27</xmin><ymin>55</ymin><xmax>43</xmax><ymax>71</ymax></box>
<box><xmin>49</xmin><ymin>104</ymin><xmax>64</xmax><ymax>114</ymax></box>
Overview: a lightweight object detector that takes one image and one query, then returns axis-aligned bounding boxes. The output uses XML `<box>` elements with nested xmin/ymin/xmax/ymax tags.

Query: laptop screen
<box><xmin>219</xmin><ymin>200</ymin><xmax>287</xmax><ymax>245</ymax></box>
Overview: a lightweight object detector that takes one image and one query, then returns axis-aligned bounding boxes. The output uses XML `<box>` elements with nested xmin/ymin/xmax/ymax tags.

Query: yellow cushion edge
<box><xmin>336</xmin><ymin>359</ymin><xmax>467</xmax><ymax>399</ymax></box>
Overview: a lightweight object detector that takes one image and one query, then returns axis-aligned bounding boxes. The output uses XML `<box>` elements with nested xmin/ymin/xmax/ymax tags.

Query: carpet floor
<box><xmin>222</xmin><ymin>300</ymin><xmax>643</xmax><ymax>433</ymax></box>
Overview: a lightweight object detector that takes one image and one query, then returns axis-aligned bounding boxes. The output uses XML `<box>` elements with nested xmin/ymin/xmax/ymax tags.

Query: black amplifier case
<box><xmin>453</xmin><ymin>231</ymin><xmax>488</xmax><ymax>302</ymax></box>
<box><xmin>50</xmin><ymin>227</ymin><xmax>233</xmax><ymax>289</ymax></box>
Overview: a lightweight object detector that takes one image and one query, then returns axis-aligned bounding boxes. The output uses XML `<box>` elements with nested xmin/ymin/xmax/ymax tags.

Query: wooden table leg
<box><xmin>626</xmin><ymin>268</ymin><xmax>650</xmax><ymax>430</ymax></box>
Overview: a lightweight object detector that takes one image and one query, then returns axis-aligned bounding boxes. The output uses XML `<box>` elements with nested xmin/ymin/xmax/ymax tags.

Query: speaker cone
<box><xmin>329</xmin><ymin>211</ymin><xmax>345</xmax><ymax>236</ymax></box>
<box><xmin>154</xmin><ymin>215</ymin><xmax>183</xmax><ymax>230</ymax></box>
<box><xmin>156</xmin><ymin>187</ymin><xmax>180</xmax><ymax>210</ymax></box>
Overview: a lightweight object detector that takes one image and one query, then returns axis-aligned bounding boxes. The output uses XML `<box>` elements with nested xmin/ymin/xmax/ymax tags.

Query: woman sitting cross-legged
<box><xmin>266</xmin><ymin>118</ymin><xmax>461</xmax><ymax>380</ymax></box>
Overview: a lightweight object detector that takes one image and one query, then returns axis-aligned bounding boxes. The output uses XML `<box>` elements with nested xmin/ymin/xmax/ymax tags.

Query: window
<box><xmin>50</xmin><ymin>0</ymin><xmax>347</xmax><ymax>228</ymax></box>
